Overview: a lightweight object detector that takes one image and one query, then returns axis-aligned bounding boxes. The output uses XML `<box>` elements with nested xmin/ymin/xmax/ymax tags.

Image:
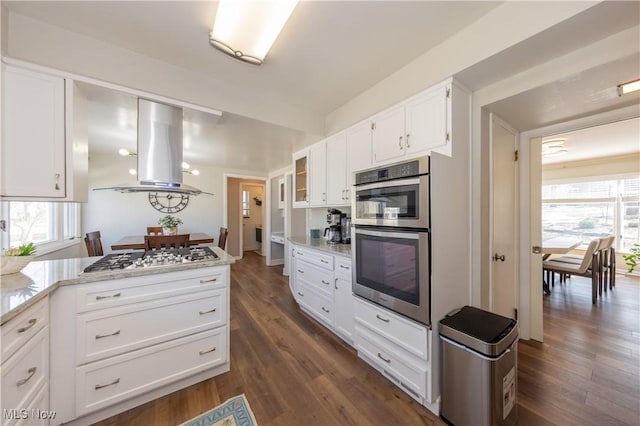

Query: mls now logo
<box><xmin>3</xmin><ymin>409</ymin><xmax>29</xmax><ymax>420</ymax></box>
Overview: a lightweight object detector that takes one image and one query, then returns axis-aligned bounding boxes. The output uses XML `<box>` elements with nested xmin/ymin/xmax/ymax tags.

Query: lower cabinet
<box><xmin>50</xmin><ymin>266</ymin><xmax>230</xmax><ymax>425</ymax></box>
<box><xmin>291</xmin><ymin>244</ymin><xmax>354</xmax><ymax>346</ymax></box>
<box><xmin>353</xmin><ymin>297</ymin><xmax>432</xmax><ymax>405</ymax></box>
<box><xmin>0</xmin><ymin>297</ymin><xmax>51</xmax><ymax>426</ymax></box>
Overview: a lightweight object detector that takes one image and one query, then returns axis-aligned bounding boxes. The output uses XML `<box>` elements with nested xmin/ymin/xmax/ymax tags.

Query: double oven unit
<box><xmin>352</xmin><ymin>156</ymin><xmax>431</xmax><ymax>326</ymax></box>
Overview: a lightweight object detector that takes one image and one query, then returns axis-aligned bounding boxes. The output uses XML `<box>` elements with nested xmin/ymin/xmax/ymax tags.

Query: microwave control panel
<box><xmin>355</xmin><ymin>156</ymin><xmax>429</xmax><ymax>185</ymax></box>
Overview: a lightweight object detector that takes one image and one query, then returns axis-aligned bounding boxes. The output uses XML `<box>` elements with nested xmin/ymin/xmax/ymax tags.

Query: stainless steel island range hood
<box><xmin>98</xmin><ymin>98</ymin><xmax>204</xmax><ymax>195</ymax></box>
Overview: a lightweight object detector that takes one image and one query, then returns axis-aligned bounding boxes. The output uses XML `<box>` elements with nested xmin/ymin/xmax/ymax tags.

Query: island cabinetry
<box><xmin>353</xmin><ymin>297</ymin><xmax>432</xmax><ymax>404</ymax></box>
<box><xmin>1</xmin><ymin>62</ymin><xmax>88</xmax><ymax>201</ymax></box>
<box><xmin>50</xmin><ymin>266</ymin><xmax>230</xmax><ymax>425</ymax></box>
<box><xmin>0</xmin><ymin>297</ymin><xmax>50</xmax><ymax>426</ymax></box>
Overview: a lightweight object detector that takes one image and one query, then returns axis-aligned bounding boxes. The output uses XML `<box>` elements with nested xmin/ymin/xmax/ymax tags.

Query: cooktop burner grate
<box><xmin>83</xmin><ymin>246</ymin><xmax>218</xmax><ymax>273</ymax></box>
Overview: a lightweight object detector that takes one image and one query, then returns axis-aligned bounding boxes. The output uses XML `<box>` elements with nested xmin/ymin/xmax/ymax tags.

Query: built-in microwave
<box><xmin>352</xmin><ymin>226</ymin><xmax>431</xmax><ymax>325</ymax></box>
<box><xmin>352</xmin><ymin>156</ymin><xmax>429</xmax><ymax>229</ymax></box>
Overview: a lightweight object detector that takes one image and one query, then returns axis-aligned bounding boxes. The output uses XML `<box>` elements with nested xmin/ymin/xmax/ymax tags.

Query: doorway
<box><xmin>240</xmin><ymin>183</ymin><xmax>265</xmax><ymax>256</ymax></box>
<box><xmin>224</xmin><ymin>175</ymin><xmax>267</xmax><ymax>260</ymax></box>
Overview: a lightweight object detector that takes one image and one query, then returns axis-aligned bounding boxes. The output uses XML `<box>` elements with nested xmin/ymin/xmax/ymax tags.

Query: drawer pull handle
<box><xmin>320</xmin><ymin>259</ymin><xmax>329</xmax><ymax>264</ymax></box>
<box><xmin>377</xmin><ymin>353</ymin><xmax>391</xmax><ymax>363</ymax></box>
<box><xmin>96</xmin><ymin>292</ymin><xmax>121</xmax><ymax>300</ymax></box>
<box><xmin>96</xmin><ymin>330</ymin><xmax>121</xmax><ymax>339</ymax></box>
<box><xmin>297</xmin><ymin>269</ymin><xmax>304</xmax><ymax>273</ymax></box>
<box><xmin>17</xmin><ymin>318</ymin><xmax>37</xmax><ymax>333</ymax></box>
<box><xmin>297</xmin><ymin>291</ymin><xmax>304</xmax><ymax>297</ymax></box>
<box><xmin>376</xmin><ymin>314</ymin><xmax>390</xmax><ymax>323</ymax></box>
<box><xmin>335</xmin><ymin>278</ymin><xmax>339</xmax><ymax>290</ymax></box>
<box><xmin>199</xmin><ymin>308</ymin><xmax>217</xmax><ymax>315</ymax></box>
<box><xmin>296</xmin><ymin>251</ymin><xmax>303</xmax><ymax>256</ymax></box>
<box><xmin>340</xmin><ymin>265</ymin><xmax>350</xmax><ymax>270</ymax></box>
<box><xmin>16</xmin><ymin>367</ymin><xmax>37</xmax><ymax>386</ymax></box>
<box><xmin>199</xmin><ymin>346</ymin><xmax>217</xmax><ymax>356</ymax></box>
<box><xmin>199</xmin><ymin>277</ymin><xmax>218</xmax><ymax>283</ymax></box>
<box><xmin>322</xmin><ymin>307</ymin><xmax>330</xmax><ymax>313</ymax></box>
<box><xmin>95</xmin><ymin>378</ymin><xmax>120</xmax><ymax>390</ymax></box>
<box><xmin>321</xmin><ymin>280</ymin><xmax>330</xmax><ymax>285</ymax></box>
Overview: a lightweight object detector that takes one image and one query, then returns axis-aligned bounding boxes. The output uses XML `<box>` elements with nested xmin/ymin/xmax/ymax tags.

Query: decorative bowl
<box><xmin>1</xmin><ymin>256</ymin><xmax>34</xmax><ymax>275</ymax></box>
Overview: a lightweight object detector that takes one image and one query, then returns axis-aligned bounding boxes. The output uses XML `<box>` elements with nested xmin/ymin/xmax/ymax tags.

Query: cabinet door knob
<box><xmin>398</xmin><ymin>136</ymin><xmax>403</xmax><ymax>149</ymax></box>
<box><xmin>406</xmin><ymin>133</ymin><xmax>411</xmax><ymax>148</ymax></box>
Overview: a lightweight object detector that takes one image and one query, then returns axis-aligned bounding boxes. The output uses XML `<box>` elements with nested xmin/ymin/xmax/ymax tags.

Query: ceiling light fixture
<box><xmin>209</xmin><ymin>0</ymin><xmax>299</xmax><ymax>65</ymax></box>
<box><xmin>541</xmin><ymin>138</ymin><xmax>568</xmax><ymax>157</ymax></box>
<box><xmin>617</xmin><ymin>79</ymin><xmax>640</xmax><ymax>96</ymax></box>
<box><xmin>182</xmin><ymin>162</ymin><xmax>200</xmax><ymax>176</ymax></box>
<box><xmin>119</xmin><ymin>148</ymin><xmax>136</xmax><ymax>156</ymax></box>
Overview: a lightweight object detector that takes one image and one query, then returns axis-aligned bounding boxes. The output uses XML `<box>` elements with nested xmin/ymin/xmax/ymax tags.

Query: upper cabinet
<box><xmin>292</xmin><ymin>149</ymin><xmax>309</xmax><ymax>208</ymax></box>
<box><xmin>1</xmin><ymin>63</ymin><xmax>88</xmax><ymax>201</ymax></box>
<box><xmin>372</xmin><ymin>79</ymin><xmax>451</xmax><ymax>164</ymax></box>
<box><xmin>309</xmin><ymin>141</ymin><xmax>327</xmax><ymax>206</ymax></box>
<box><xmin>325</xmin><ymin>133</ymin><xmax>348</xmax><ymax>206</ymax></box>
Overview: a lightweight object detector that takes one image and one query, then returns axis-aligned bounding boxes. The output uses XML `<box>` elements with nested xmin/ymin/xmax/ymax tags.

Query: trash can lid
<box><xmin>439</xmin><ymin>306</ymin><xmax>518</xmax><ymax>356</ymax></box>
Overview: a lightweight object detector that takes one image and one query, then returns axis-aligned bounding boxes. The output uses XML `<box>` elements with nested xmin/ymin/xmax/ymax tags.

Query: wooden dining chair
<box><xmin>85</xmin><ymin>231</ymin><xmax>104</xmax><ymax>257</ymax></box>
<box><xmin>218</xmin><ymin>227</ymin><xmax>228</xmax><ymax>250</ymax></box>
<box><xmin>146</xmin><ymin>226</ymin><xmax>163</xmax><ymax>235</ymax></box>
<box><xmin>144</xmin><ymin>234</ymin><xmax>190</xmax><ymax>251</ymax></box>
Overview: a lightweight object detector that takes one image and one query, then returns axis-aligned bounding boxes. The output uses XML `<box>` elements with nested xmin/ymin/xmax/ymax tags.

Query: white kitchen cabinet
<box><xmin>325</xmin><ymin>133</ymin><xmax>349</xmax><ymax>206</ymax></box>
<box><xmin>333</xmin><ymin>258</ymin><xmax>355</xmax><ymax>344</ymax></box>
<box><xmin>0</xmin><ymin>297</ymin><xmax>50</xmax><ymax>426</ymax></box>
<box><xmin>292</xmin><ymin>149</ymin><xmax>309</xmax><ymax>208</ymax></box>
<box><xmin>309</xmin><ymin>141</ymin><xmax>327</xmax><ymax>206</ymax></box>
<box><xmin>346</xmin><ymin>121</ymin><xmax>373</xmax><ymax>187</ymax></box>
<box><xmin>372</xmin><ymin>78</ymin><xmax>452</xmax><ymax>164</ymax></box>
<box><xmin>50</xmin><ymin>266</ymin><xmax>230</xmax><ymax>425</ymax></box>
<box><xmin>1</xmin><ymin>63</ymin><xmax>88</xmax><ymax>201</ymax></box>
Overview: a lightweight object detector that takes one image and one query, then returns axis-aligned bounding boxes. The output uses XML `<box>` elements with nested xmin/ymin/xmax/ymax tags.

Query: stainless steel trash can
<box><xmin>439</xmin><ymin>306</ymin><xmax>518</xmax><ymax>426</ymax></box>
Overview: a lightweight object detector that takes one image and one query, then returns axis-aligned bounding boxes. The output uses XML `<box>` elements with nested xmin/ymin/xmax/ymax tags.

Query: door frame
<box><xmin>519</xmin><ymin>105</ymin><xmax>639</xmax><ymax>342</ymax></box>
<box><xmin>239</xmin><ymin>182</ymin><xmax>266</xmax><ymax>256</ymax></box>
<box><xmin>223</xmin><ymin>173</ymin><xmax>267</xmax><ymax>260</ymax></box>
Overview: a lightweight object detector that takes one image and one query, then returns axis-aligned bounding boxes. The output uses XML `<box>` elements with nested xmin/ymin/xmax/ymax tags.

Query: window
<box><xmin>242</xmin><ymin>190</ymin><xmax>250</xmax><ymax>218</ymax></box>
<box><xmin>542</xmin><ymin>177</ymin><xmax>640</xmax><ymax>253</ymax></box>
<box><xmin>1</xmin><ymin>201</ymin><xmax>81</xmax><ymax>254</ymax></box>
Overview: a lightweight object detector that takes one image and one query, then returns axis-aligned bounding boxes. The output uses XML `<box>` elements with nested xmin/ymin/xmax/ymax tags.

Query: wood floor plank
<box><xmin>93</xmin><ymin>254</ymin><xmax>639</xmax><ymax>426</ymax></box>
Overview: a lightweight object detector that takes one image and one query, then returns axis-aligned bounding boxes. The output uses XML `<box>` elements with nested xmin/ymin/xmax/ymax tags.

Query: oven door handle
<box><xmin>355</xmin><ymin>177</ymin><xmax>422</xmax><ymax>192</ymax></box>
<box><xmin>354</xmin><ymin>228</ymin><xmax>421</xmax><ymax>240</ymax></box>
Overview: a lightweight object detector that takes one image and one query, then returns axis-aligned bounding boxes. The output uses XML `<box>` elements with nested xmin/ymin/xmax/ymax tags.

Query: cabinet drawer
<box><xmin>9</xmin><ymin>382</ymin><xmax>50</xmax><ymax>426</ymax></box>
<box><xmin>355</xmin><ymin>324</ymin><xmax>427</xmax><ymax>402</ymax></box>
<box><xmin>293</xmin><ymin>247</ymin><xmax>333</xmax><ymax>270</ymax></box>
<box><xmin>2</xmin><ymin>297</ymin><xmax>48</xmax><ymax>361</ymax></box>
<box><xmin>296</xmin><ymin>281</ymin><xmax>333</xmax><ymax>327</ymax></box>
<box><xmin>1</xmin><ymin>326</ymin><xmax>49</xmax><ymax>415</ymax></box>
<box><xmin>76</xmin><ymin>267</ymin><xmax>227</xmax><ymax>312</ymax></box>
<box><xmin>295</xmin><ymin>260</ymin><xmax>333</xmax><ymax>297</ymax></box>
<box><xmin>76</xmin><ymin>326</ymin><xmax>227</xmax><ymax>416</ymax></box>
<box><xmin>335</xmin><ymin>258</ymin><xmax>352</xmax><ymax>280</ymax></box>
<box><xmin>76</xmin><ymin>289</ymin><xmax>227</xmax><ymax>364</ymax></box>
<box><xmin>354</xmin><ymin>298</ymin><xmax>428</xmax><ymax>360</ymax></box>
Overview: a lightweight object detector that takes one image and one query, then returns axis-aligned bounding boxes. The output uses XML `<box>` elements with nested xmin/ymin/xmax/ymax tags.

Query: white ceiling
<box><xmin>3</xmin><ymin>1</ymin><xmax>640</xmax><ymax>172</ymax></box>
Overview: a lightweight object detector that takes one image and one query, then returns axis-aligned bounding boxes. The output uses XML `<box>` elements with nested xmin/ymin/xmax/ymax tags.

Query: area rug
<box><xmin>180</xmin><ymin>394</ymin><xmax>257</xmax><ymax>426</ymax></box>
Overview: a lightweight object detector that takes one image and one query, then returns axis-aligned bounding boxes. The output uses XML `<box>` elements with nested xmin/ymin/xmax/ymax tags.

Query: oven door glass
<box><xmin>353</xmin><ymin>175</ymin><xmax>429</xmax><ymax>227</ymax></box>
<box><xmin>355</xmin><ymin>227</ymin><xmax>430</xmax><ymax>303</ymax></box>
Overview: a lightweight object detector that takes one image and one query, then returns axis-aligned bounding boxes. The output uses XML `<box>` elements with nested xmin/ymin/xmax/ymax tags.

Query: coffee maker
<box><xmin>340</xmin><ymin>215</ymin><xmax>351</xmax><ymax>244</ymax></box>
<box><xmin>324</xmin><ymin>209</ymin><xmax>343</xmax><ymax>244</ymax></box>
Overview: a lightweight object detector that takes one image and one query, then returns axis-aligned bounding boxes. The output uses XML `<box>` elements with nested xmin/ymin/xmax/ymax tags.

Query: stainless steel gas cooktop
<box><xmin>83</xmin><ymin>246</ymin><xmax>218</xmax><ymax>273</ymax></box>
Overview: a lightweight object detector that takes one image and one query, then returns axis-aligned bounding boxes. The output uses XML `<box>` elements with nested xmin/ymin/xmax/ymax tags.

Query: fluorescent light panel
<box><xmin>210</xmin><ymin>0</ymin><xmax>298</xmax><ymax>65</ymax></box>
<box><xmin>617</xmin><ymin>79</ymin><xmax>640</xmax><ymax>96</ymax></box>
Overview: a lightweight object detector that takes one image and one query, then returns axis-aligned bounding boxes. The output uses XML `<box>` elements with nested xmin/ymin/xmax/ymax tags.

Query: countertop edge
<box><xmin>288</xmin><ymin>236</ymin><xmax>352</xmax><ymax>258</ymax></box>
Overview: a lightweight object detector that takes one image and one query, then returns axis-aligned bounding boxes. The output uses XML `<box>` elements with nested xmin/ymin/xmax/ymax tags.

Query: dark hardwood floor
<box><xmin>96</xmin><ymin>253</ymin><xmax>639</xmax><ymax>426</ymax></box>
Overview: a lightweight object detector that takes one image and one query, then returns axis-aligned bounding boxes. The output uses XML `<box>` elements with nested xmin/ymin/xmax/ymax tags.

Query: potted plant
<box><xmin>1</xmin><ymin>242</ymin><xmax>37</xmax><ymax>275</ymax></box>
<box><xmin>622</xmin><ymin>243</ymin><xmax>640</xmax><ymax>274</ymax></box>
<box><xmin>158</xmin><ymin>215</ymin><xmax>183</xmax><ymax>235</ymax></box>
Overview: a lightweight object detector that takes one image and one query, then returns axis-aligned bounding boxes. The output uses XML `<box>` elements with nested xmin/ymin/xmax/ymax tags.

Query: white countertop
<box><xmin>0</xmin><ymin>247</ymin><xmax>235</xmax><ymax>325</ymax></box>
<box><xmin>288</xmin><ymin>236</ymin><xmax>352</xmax><ymax>258</ymax></box>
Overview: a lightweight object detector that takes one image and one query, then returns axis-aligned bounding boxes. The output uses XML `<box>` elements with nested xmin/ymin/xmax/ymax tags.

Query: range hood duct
<box><xmin>99</xmin><ymin>99</ymin><xmax>204</xmax><ymax>195</ymax></box>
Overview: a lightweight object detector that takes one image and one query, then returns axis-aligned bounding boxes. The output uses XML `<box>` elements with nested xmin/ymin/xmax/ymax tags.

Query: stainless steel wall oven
<box><xmin>352</xmin><ymin>156</ymin><xmax>431</xmax><ymax>325</ymax></box>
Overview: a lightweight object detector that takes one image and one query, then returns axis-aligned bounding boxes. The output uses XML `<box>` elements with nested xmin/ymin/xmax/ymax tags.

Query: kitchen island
<box><xmin>0</xmin><ymin>247</ymin><xmax>234</xmax><ymax>426</ymax></box>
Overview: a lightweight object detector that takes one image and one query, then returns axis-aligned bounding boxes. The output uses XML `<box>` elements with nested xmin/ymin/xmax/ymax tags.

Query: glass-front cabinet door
<box><xmin>292</xmin><ymin>149</ymin><xmax>309</xmax><ymax>208</ymax></box>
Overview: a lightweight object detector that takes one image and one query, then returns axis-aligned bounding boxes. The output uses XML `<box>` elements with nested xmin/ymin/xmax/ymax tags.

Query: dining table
<box><xmin>111</xmin><ymin>232</ymin><xmax>214</xmax><ymax>250</ymax></box>
<box><xmin>541</xmin><ymin>236</ymin><xmax>583</xmax><ymax>294</ymax></box>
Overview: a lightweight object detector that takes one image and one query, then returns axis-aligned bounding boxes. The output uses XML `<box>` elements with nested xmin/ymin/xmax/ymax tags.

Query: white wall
<box><xmin>84</xmin><ymin>153</ymin><xmax>266</xmax><ymax>254</ymax></box>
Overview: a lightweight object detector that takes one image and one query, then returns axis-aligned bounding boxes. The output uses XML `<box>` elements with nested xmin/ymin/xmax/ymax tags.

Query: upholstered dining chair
<box><xmin>84</xmin><ymin>231</ymin><xmax>104</xmax><ymax>257</ymax></box>
<box><xmin>144</xmin><ymin>234</ymin><xmax>190</xmax><ymax>251</ymax></box>
<box><xmin>218</xmin><ymin>227</ymin><xmax>228</xmax><ymax>250</ymax></box>
<box><xmin>146</xmin><ymin>226</ymin><xmax>163</xmax><ymax>235</ymax></box>
<box><xmin>543</xmin><ymin>238</ymin><xmax>601</xmax><ymax>304</ymax></box>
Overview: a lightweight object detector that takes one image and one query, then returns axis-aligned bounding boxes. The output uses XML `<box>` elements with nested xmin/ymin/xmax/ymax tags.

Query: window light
<box><xmin>209</xmin><ymin>0</ymin><xmax>299</xmax><ymax>65</ymax></box>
